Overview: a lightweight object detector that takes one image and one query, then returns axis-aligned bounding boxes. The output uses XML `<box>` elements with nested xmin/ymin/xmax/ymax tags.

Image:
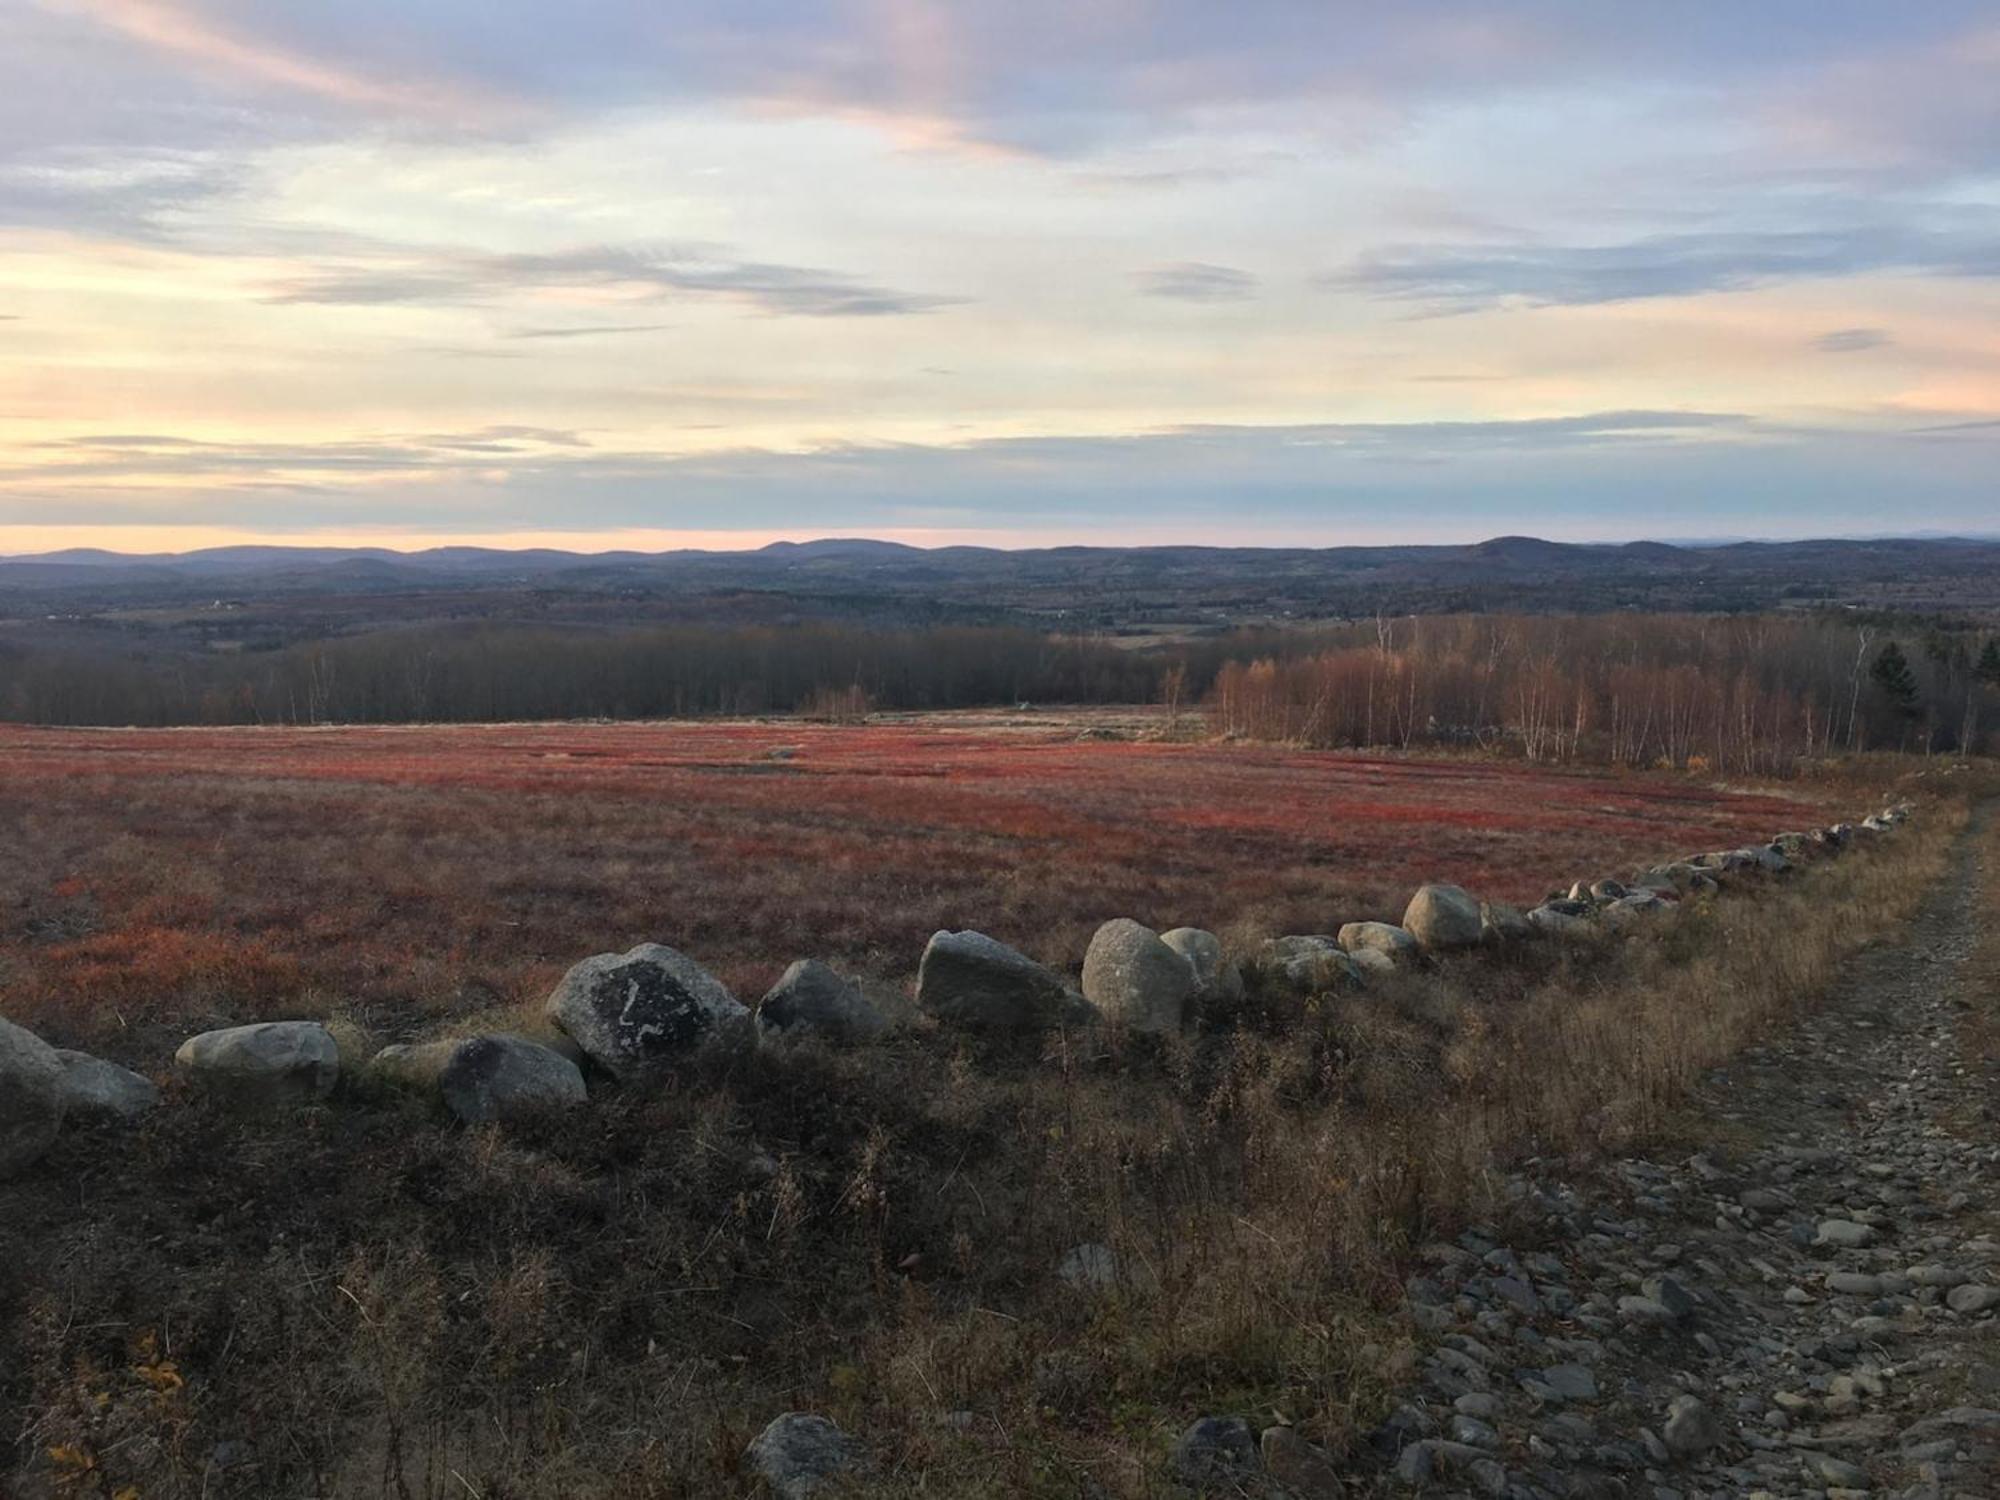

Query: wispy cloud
<box><xmin>1132</xmin><ymin>261</ymin><xmax>1258</xmax><ymax>302</ymax></box>
<box><xmin>263</xmin><ymin>244</ymin><xmax>963</xmax><ymax>318</ymax></box>
<box><xmin>56</xmin><ymin>0</ymin><xmax>513</xmax><ymax>124</ymax></box>
<box><xmin>1328</xmin><ymin>225</ymin><xmax>2000</xmax><ymax>311</ymax></box>
<box><xmin>505</xmin><ymin>323</ymin><xmax>673</xmax><ymax>340</ymax></box>
<box><xmin>1814</xmin><ymin>327</ymin><xmax>1892</xmax><ymax>353</ymax></box>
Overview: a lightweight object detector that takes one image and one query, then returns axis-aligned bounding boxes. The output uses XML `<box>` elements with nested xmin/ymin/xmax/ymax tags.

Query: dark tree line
<box><xmin>0</xmin><ymin>623</ymin><xmax>1158</xmax><ymax>727</ymax></box>
<box><xmin>3</xmin><ymin>613</ymin><xmax>1997</xmax><ymax>769</ymax></box>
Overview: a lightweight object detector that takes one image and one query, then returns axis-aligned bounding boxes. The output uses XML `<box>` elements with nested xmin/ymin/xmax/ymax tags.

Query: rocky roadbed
<box><xmin>1375</xmin><ymin>808</ymin><xmax>1999</xmax><ymax>1500</ymax></box>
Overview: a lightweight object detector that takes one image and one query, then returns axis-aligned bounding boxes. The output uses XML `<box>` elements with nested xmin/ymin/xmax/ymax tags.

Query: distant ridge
<box><xmin>9</xmin><ymin>532</ymin><xmax>1998</xmax><ymax>572</ymax></box>
<box><xmin>5</xmin><ymin>533</ymin><xmax>2000</xmax><ymax>625</ymax></box>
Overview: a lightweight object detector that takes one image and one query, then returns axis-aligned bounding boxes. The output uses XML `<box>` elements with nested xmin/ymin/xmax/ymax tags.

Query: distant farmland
<box><xmin>0</xmin><ymin>716</ymin><xmax>1831</xmax><ymax>1052</ymax></box>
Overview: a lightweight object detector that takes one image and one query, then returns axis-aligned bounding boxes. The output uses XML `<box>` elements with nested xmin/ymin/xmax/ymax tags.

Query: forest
<box><xmin>3</xmin><ymin>613</ymin><xmax>1997</xmax><ymax>772</ymax></box>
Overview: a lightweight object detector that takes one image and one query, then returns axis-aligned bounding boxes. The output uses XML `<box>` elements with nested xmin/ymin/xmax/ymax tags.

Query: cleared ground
<box><xmin>1</xmin><ymin>714</ymin><xmax>1830</xmax><ymax>1055</ymax></box>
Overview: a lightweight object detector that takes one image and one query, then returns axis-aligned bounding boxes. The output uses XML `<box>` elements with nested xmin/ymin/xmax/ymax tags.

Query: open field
<box><xmin>0</xmin><ymin>714</ymin><xmax>1836</xmax><ymax>1053</ymax></box>
<box><xmin>0</xmin><ymin>734</ymin><xmax>1964</xmax><ymax>1497</ymax></box>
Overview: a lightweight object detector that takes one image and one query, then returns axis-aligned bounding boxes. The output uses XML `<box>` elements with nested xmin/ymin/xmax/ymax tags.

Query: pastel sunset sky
<box><xmin>3</xmin><ymin>1</ymin><xmax>1997</xmax><ymax>552</ymax></box>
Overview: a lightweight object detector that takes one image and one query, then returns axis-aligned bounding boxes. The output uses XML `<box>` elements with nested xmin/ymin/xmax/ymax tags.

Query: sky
<box><xmin>1</xmin><ymin>1</ymin><xmax>1997</xmax><ymax>553</ymax></box>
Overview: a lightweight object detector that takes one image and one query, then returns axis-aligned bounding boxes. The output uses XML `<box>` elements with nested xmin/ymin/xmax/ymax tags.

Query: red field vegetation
<box><xmin>0</xmin><ymin>716</ymin><xmax>1834</xmax><ymax>1054</ymax></box>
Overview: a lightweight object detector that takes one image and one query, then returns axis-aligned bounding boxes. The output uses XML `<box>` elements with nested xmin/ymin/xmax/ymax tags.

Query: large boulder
<box><xmin>545</xmin><ymin>943</ymin><xmax>750</xmax><ymax>1078</ymax></box>
<box><xmin>917</xmin><ymin>930</ymin><xmax>1085</xmax><ymax>1030</ymax></box>
<box><xmin>1603</xmin><ymin>890</ymin><xmax>1670</xmax><ymax>930</ymax></box>
<box><xmin>1528</xmin><ymin>905</ymin><xmax>1594</xmax><ymax>942</ymax></box>
<box><xmin>1401</xmin><ymin>884</ymin><xmax>1484</xmax><ymax>951</ymax></box>
<box><xmin>1480</xmin><ymin>901</ymin><xmax>1535</xmax><ymax>943</ymax></box>
<box><xmin>0</xmin><ymin>1017</ymin><xmax>65</xmax><ymax>1178</ymax></box>
<box><xmin>746</xmin><ymin>1412</ymin><xmax>869</xmax><ymax>1499</ymax></box>
<box><xmin>373</xmin><ymin>1035</ymin><xmax>589</xmax><ymax>1124</ymax></box>
<box><xmin>440</xmin><ymin>1036</ymin><xmax>586</xmax><ymax>1124</ymax></box>
<box><xmin>1337</xmin><ymin>921</ymin><xmax>1417</xmax><ymax>961</ymax></box>
<box><xmin>1254</xmin><ymin>936</ymin><xmax>1361</xmax><ymax>997</ymax></box>
<box><xmin>1160</xmin><ymin>927</ymin><xmax>1245</xmax><ymax>1012</ymax></box>
<box><xmin>758</xmin><ymin>960</ymin><xmax>888</xmax><ymax>1044</ymax></box>
<box><xmin>174</xmin><ymin>1021</ymin><xmax>340</xmax><ymax>1106</ymax></box>
<box><xmin>53</xmin><ymin>1049</ymin><xmax>158</xmax><ymax>1121</ymax></box>
<box><xmin>1082</xmin><ymin>918</ymin><xmax>1194</xmax><ymax>1034</ymax></box>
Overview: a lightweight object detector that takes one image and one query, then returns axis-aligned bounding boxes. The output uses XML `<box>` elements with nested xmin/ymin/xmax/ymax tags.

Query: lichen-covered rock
<box><xmin>1402</xmin><ymin>884</ymin><xmax>1485</xmax><ymax>951</ymax></box>
<box><xmin>1160</xmin><ymin>927</ymin><xmax>1245</xmax><ymax>1012</ymax></box>
<box><xmin>1255</xmin><ymin>936</ymin><xmax>1362</xmax><ymax>996</ymax></box>
<box><xmin>917</xmin><ymin>930</ymin><xmax>1087</xmax><ymax>1030</ymax></box>
<box><xmin>1338</xmin><ymin>921</ymin><xmax>1417</xmax><ymax>960</ymax></box>
<box><xmin>746</xmin><ymin>1412</ymin><xmax>868</xmax><ymax>1498</ymax></box>
<box><xmin>758</xmin><ymin>959</ymin><xmax>888</xmax><ymax>1044</ymax></box>
<box><xmin>545</xmin><ymin>944</ymin><xmax>750</xmax><ymax>1078</ymax></box>
<box><xmin>0</xmin><ymin>1017</ymin><xmax>65</xmax><ymax>1178</ymax></box>
<box><xmin>174</xmin><ymin>1021</ymin><xmax>340</xmax><ymax>1106</ymax></box>
<box><xmin>53</xmin><ymin>1049</ymin><xmax>158</xmax><ymax>1121</ymax></box>
<box><xmin>440</xmin><ymin>1036</ymin><xmax>587</xmax><ymax>1123</ymax></box>
<box><xmin>1082</xmin><ymin>918</ymin><xmax>1193</xmax><ymax>1034</ymax></box>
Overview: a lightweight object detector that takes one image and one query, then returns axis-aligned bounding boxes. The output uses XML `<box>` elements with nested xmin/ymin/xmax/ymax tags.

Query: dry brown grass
<box><xmin>0</xmin><ymin>770</ymin><xmax>1968</xmax><ymax>1498</ymax></box>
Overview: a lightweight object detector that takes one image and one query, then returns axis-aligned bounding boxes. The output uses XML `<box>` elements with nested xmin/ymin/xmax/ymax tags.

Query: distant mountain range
<box><xmin>5</xmin><ymin>535</ymin><xmax>1999</xmax><ymax>644</ymax></box>
<box><xmin>7</xmin><ymin>532</ymin><xmax>1999</xmax><ymax>576</ymax></box>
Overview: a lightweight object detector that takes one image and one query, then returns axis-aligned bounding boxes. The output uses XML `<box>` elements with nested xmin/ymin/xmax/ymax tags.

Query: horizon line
<box><xmin>6</xmin><ymin>528</ymin><xmax>2000</xmax><ymax>564</ymax></box>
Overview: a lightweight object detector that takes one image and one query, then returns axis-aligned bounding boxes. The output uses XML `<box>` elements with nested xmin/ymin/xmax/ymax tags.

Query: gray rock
<box><xmin>1260</xmin><ymin>1425</ymin><xmax>1344</xmax><ymax>1497</ymax></box>
<box><xmin>916</xmin><ymin>930</ymin><xmax>1082</xmax><ymax>1030</ymax></box>
<box><xmin>1480</xmin><ymin>901</ymin><xmax>1535</xmax><ymax>942</ymax></box>
<box><xmin>545</xmin><ymin>943</ymin><xmax>751</xmax><ymax>1077</ymax></box>
<box><xmin>1529</xmin><ymin>905</ymin><xmax>1595</xmax><ymax>941</ymax></box>
<box><xmin>1173</xmin><ymin>1415</ymin><xmax>1259</xmax><ymax>1489</ymax></box>
<box><xmin>1816</xmin><ymin>1219</ymin><xmax>1880</xmax><ymax>1249</ymax></box>
<box><xmin>1338</xmin><ymin>921</ymin><xmax>1418</xmax><ymax>960</ymax></box>
<box><xmin>1801</xmin><ymin>1451</ymin><xmax>1869</xmax><ymax>1488</ymax></box>
<box><xmin>0</xmin><ymin>1016</ymin><xmax>65</xmax><ymax>1178</ymax></box>
<box><xmin>1661</xmin><ymin>1396</ymin><xmax>1723</xmax><ymax>1458</ymax></box>
<box><xmin>439</xmin><ymin>1036</ymin><xmax>586</xmax><ymax>1124</ymax></box>
<box><xmin>174</xmin><ymin>1021</ymin><xmax>340</xmax><ymax>1106</ymax></box>
<box><xmin>1945</xmin><ymin>1284</ymin><xmax>2000</xmax><ymax>1315</ymax></box>
<box><xmin>52</xmin><ymin>1049</ymin><xmax>158</xmax><ymax>1121</ymax></box>
<box><xmin>1348</xmin><ymin>946</ymin><xmax>1396</xmax><ymax>978</ymax></box>
<box><xmin>1256</xmin><ymin>936</ymin><xmax>1362</xmax><ymax>996</ymax></box>
<box><xmin>1082</xmin><ymin>918</ymin><xmax>1194</xmax><ymax>1034</ymax></box>
<box><xmin>745</xmin><ymin>1412</ymin><xmax>868</xmax><ymax>1498</ymax></box>
<box><xmin>1160</xmin><ymin>927</ymin><xmax>1245</xmax><ymax>1011</ymax></box>
<box><xmin>757</xmin><ymin>960</ymin><xmax>888</xmax><ymax>1044</ymax></box>
<box><xmin>1057</xmin><ymin>1242</ymin><xmax>1119</xmax><ymax>1293</ymax></box>
<box><xmin>1542</xmin><ymin>1364</ymin><xmax>1599</xmax><ymax>1402</ymax></box>
<box><xmin>1642</xmin><ymin>1274</ymin><xmax>1698</xmax><ymax>1322</ymax></box>
<box><xmin>1402</xmin><ymin>884</ymin><xmax>1485</xmax><ymax>950</ymax></box>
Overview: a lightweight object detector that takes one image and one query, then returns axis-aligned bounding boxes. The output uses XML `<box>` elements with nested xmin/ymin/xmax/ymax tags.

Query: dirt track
<box><xmin>1375</xmin><ymin>807</ymin><xmax>2000</xmax><ymax>1498</ymax></box>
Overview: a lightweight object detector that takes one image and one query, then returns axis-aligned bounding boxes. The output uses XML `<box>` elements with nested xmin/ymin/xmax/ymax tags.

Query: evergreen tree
<box><xmin>1978</xmin><ymin>638</ymin><xmax>2000</xmax><ymax>690</ymax></box>
<box><xmin>1870</xmin><ymin>640</ymin><xmax>1921</xmax><ymax>718</ymax></box>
